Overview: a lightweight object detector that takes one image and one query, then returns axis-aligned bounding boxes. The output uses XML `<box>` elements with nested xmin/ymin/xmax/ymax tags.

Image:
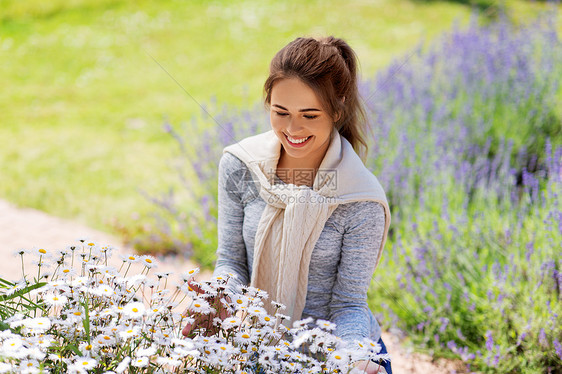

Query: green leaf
<box><xmin>65</xmin><ymin>343</ymin><xmax>82</xmax><ymax>356</ymax></box>
<box><xmin>0</xmin><ymin>282</ymin><xmax>47</xmax><ymax>302</ymax></box>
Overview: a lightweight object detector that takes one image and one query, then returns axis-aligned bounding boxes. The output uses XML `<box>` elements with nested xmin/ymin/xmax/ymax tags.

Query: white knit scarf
<box><xmin>223</xmin><ymin>127</ymin><xmax>391</xmax><ymax>323</ymax></box>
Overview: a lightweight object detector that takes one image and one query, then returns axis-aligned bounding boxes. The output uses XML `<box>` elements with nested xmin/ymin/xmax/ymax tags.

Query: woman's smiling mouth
<box><xmin>285</xmin><ymin>134</ymin><xmax>312</xmax><ymax>146</ymax></box>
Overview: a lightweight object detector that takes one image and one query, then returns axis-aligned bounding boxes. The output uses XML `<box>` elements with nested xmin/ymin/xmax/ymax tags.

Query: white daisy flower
<box><xmin>154</xmin><ymin>271</ymin><xmax>171</xmax><ymax>279</ymax></box>
<box><xmin>136</xmin><ymin>345</ymin><xmax>157</xmax><ymax>357</ymax></box>
<box><xmin>120</xmin><ymin>254</ymin><xmax>140</xmax><ymax>264</ymax></box>
<box><xmin>234</xmin><ymin>330</ymin><xmax>256</xmax><ymax>345</ymax></box>
<box><xmin>12</xmin><ymin>248</ymin><xmax>29</xmax><ymax>257</ymax></box>
<box><xmin>221</xmin><ymin>316</ymin><xmax>241</xmax><ymax>330</ymax></box>
<box><xmin>59</xmin><ymin>267</ymin><xmax>76</xmax><ymax>277</ymax></box>
<box><xmin>179</xmin><ymin>268</ymin><xmax>199</xmax><ymax>282</ymax></box>
<box><xmin>3</xmin><ymin>281</ymin><xmax>25</xmax><ymax>296</ymax></box>
<box><xmin>92</xmin><ymin>285</ymin><xmax>115</xmax><ymax>297</ymax></box>
<box><xmin>131</xmin><ymin>356</ymin><xmax>149</xmax><ymax>367</ymax></box>
<box><xmin>140</xmin><ymin>255</ymin><xmax>157</xmax><ymax>269</ymax></box>
<box><xmin>21</xmin><ymin>317</ymin><xmax>51</xmax><ymax>331</ymax></box>
<box><xmin>156</xmin><ymin>356</ymin><xmax>181</xmax><ymax>367</ymax></box>
<box><xmin>94</xmin><ymin>333</ymin><xmax>116</xmax><ymax>347</ymax></box>
<box><xmin>259</xmin><ymin>314</ymin><xmax>275</xmax><ymax>326</ymax></box>
<box><xmin>115</xmin><ymin>357</ymin><xmax>131</xmax><ymax>373</ymax></box>
<box><xmin>119</xmin><ymin>326</ymin><xmax>140</xmax><ymax>340</ymax></box>
<box><xmin>34</xmin><ymin>248</ymin><xmax>49</xmax><ymax>257</ymax></box>
<box><xmin>189</xmin><ymin>298</ymin><xmax>212</xmax><ymax>314</ymax></box>
<box><xmin>44</xmin><ymin>293</ymin><xmax>68</xmax><ymax>306</ymax></box>
<box><xmin>122</xmin><ymin>302</ymin><xmax>145</xmax><ymax>318</ymax></box>
<box><xmin>316</xmin><ymin>319</ymin><xmax>336</xmax><ymax>331</ymax></box>
<box><xmin>327</xmin><ymin>350</ymin><xmax>350</xmax><ymax>369</ymax></box>
<box><xmin>73</xmin><ymin>357</ymin><xmax>97</xmax><ymax>370</ymax></box>
<box><xmin>17</xmin><ymin>360</ymin><xmax>41</xmax><ymax>374</ymax></box>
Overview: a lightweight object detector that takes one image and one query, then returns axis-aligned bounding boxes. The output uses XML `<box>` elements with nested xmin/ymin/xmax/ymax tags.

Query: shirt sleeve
<box><xmin>329</xmin><ymin>201</ymin><xmax>386</xmax><ymax>342</ymax></box>
<box><xmin>212</xmin><ymin>152</ymin><xmax>251</xmax><ymax>292</ymax></box>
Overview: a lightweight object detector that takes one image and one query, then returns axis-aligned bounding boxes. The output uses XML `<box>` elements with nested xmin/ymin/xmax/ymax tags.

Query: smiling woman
<box><xmin>184</xmin><ymin>36</ymin><xmax>393</xmax><ymax>374</ymax></box>
<box><xmin>269</xmin><ymin>77</ymin><xmax>335</xmax><ymax>186</ymax></box>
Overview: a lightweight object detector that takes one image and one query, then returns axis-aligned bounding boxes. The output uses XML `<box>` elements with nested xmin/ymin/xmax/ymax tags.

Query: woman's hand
<box><xmin>352</xmin><ymin>360</ymin><xmax>388</xmax><ymax>374</ymax></box>
<box><xmin>181</xmin><ymin>280</ymin><xmax>232</xmax><ymax>338</ymax></box>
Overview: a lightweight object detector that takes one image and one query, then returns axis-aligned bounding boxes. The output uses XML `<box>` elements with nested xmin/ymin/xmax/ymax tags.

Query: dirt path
<box><xmin>0</xmin><ymin>199</ymin><xmax>465</xmax><ymax>373</ymax></box>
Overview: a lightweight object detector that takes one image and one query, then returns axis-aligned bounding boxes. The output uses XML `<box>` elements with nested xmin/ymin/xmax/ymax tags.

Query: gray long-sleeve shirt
<box><xmin>213</xmin><ymin>152</ymin><xmax>387</xmax><ymax>342</ymax></box>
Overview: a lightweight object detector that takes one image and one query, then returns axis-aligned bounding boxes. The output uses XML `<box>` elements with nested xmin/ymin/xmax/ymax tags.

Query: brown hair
<box><xmin>264</xmin><ymin>36</ymin><xmax>369</xmax><ymax>161</ymax></box>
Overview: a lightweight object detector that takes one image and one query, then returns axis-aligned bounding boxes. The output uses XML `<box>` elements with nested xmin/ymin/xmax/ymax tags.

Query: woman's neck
<box><xmin>276</xmin><ymin>149</ymin><xmax>326</xmax><ymax>187</ymax></box>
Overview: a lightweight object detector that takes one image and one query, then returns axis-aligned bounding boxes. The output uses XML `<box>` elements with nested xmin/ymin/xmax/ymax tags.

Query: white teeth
<box><xmin>287</xmin><ymin>135</ymin><xmax>310</xmax><ymax>144</ymax></box>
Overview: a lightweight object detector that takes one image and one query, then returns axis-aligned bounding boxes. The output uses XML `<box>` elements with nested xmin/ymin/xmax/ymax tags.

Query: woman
<box><xmin>184</xmin><ymin>36</ymin><xmax>392</xmax><ymax>373</ymax></box>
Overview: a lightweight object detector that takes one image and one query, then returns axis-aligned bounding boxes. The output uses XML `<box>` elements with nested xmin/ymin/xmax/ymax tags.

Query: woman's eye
<box><xmin>275</xmin><ymin>111</ymin><xmax>289</xmax><ymax>117</ymax></box>
<box><xmin>304</xmin><ymin>115</ymin><xmax>318</xmax><ymax>119</ymax></box>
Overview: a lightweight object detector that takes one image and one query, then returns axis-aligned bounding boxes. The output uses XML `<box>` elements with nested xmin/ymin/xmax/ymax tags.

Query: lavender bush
<box><xmin>138</xmin><ymin>9</ymin><xmax>561</xmax><ymax>372</ymax></box>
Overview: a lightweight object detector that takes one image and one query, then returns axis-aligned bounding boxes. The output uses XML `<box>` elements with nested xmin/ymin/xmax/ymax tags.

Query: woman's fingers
<box><xmin>353</xmin><ymin>360</ymin><xmax>387</xmax><ymax>374</ymax></box>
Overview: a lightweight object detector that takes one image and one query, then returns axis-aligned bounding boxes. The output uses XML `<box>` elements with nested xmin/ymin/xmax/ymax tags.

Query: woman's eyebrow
<box><xmin>272</xmin><ymin>104</ymin><xmax>321</xmax><ymax>112</ymax></box>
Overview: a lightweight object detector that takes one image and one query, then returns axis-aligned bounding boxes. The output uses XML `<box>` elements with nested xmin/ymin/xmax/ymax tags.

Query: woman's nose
<box><xmin>286</xmin><ymin>117</ymin><xmax>305</xmax><ymax>135</ymax></box>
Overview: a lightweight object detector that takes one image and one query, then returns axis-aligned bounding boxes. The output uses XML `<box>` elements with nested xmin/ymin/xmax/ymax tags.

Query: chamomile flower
<box><xmin>231</xmin><ymin>295</ymin><xmax>249</xmax><ymax>310</ymax></box>
<box><xmin>327</xmin><ymin>350</ymin><xmax>350</xmax><ymax>369</ymax></box>
<box><xmin>140</xmin><ymin>255</ymin><xmax>157</xmax><ymax>269</ymax></box>
<box><xmin>122</xmin><ymin>302</ymin><xmax>145</xmax><ymax>319</ymax></box>
<box><xmin>154</xmin><ymin>271</ymin><xmax>171</xmax><ymax>279</ymax></box>
<box><xmin>221</xmin><ymin>316</ymin><xmax>241</xmax><ymax>330</ymax></box>
<box><xmin>12</xmin><ymin>248</ymin><xmax>29</xmax><ymax>257</ymax></box>
<box><xmin>189</xmin><ymin>298</ymin><xmax>212</xmax><ymax>314</ymax></box>
<box><xmin>180</xmin><ymin>268</ymin><xmax>199</xmax><ymax>282</ymax></box>
<box><xmin>115</xmin><ymin>357</ymin><xmax>131</xmax><ymax>373</ymax></box>
<box><xmin>316</xmin><ymin>319</ymin><xmax>336</xmax><ymax>331</ymax></box>
<box><xmin>94</xmin><ymin>333</ymin><xmax>116</xmax><ymax>347</ymax></box>
<box><xmin>247</xmin><ymin>306</ymin><xmax>267</xmax><ymax>317</ymax></box>
<box><xmin>92</xmin><ymin>284</ymin><xmax>115</xmax><ymax>297</ymax></box>
<box><xmin>73</xmin><ymin>357</ymin><xmax>97</xmax><ymax>370</ymax></box>
<box><xmin>21</xmin><ymin>317</ymin><xmax>51</xmax><ymax>331</ymax></box>
<box><xmin>17</xmin><ymin>360</ymin><xmax>41</xmax><ymax>374</ymax></box>
<box><xmin>136</xmin><ymin>345</ymin><xmax>157</xmax><ymax>357</ymax></box>
<box><xmin>58</xmin><ymin>267</ymin><xmax>76</xmax><ymax>277</ymax></box>
<box><xmin>259</xmin><ymin>314</ymin><xmax>275</xmax><ymax>326</ymax></box>
<box><xmin>156</xmin><ymin>356</ymin><xmax>181</xmax><ymax>367</ymax></box>
<box><xmin>234</xmin><ymin>330</ymin><xmax>254</xmax><ymax>345</ymax></box>
<box><xmin>34</xmin><ymin>248</ymin><xmax>49</xmax><ymax>257</ymax></box>
<box><xmin>118</xmin><ymin>326</ymin><xmax>140</xmax><ymax>340</ymax></box>
<box><xmin>121</xmin><ymin>254</ymin><xmax>140</xmax><ymax>264</ymax></box>
<box><xmin>131</xmin><ymin>356</ymin><xmax>149</xmax><ymax>367</ymax></box>
<box><xmin>44</xmin><ymin>293</ymin><xmax>68</xmax><ymax>306</ymax></box>
<box><xmin>3</xmin><ymin>281</ymin><xmax>25</xmax><ymax>296</ymax></box>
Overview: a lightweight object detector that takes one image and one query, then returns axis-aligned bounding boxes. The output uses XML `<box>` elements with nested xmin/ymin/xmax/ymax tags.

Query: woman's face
<box><xmin>269</xmin><ymin>77</ymin><xmax>335</xmax><ymax>167</ymax></box>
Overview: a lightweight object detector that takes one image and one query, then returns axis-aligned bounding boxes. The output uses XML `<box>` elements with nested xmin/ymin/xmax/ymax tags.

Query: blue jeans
<box><xmin>374</xmin><ymin>336</ymin><xmax>392</xmax><ymax>374</ymax></box>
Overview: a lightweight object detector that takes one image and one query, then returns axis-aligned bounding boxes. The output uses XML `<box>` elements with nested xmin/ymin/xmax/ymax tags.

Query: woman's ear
<box><xmin>334</xmin><ymin>111</ymin><xmax>342</xmax><ymax>123</ymax></box>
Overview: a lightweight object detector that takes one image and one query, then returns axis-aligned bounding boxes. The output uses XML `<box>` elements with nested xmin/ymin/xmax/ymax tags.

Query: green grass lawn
<box><xmin>0</xmin><ymin>0</ymin><xmax>560</xmax><ymax>250</ymax></box>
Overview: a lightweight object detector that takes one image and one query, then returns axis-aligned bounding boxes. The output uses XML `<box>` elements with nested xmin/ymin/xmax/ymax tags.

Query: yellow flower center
<box><xmin>39</xmin><ymin>249</ymin><xmax>47</xmax><ymax>254</ymax></box>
